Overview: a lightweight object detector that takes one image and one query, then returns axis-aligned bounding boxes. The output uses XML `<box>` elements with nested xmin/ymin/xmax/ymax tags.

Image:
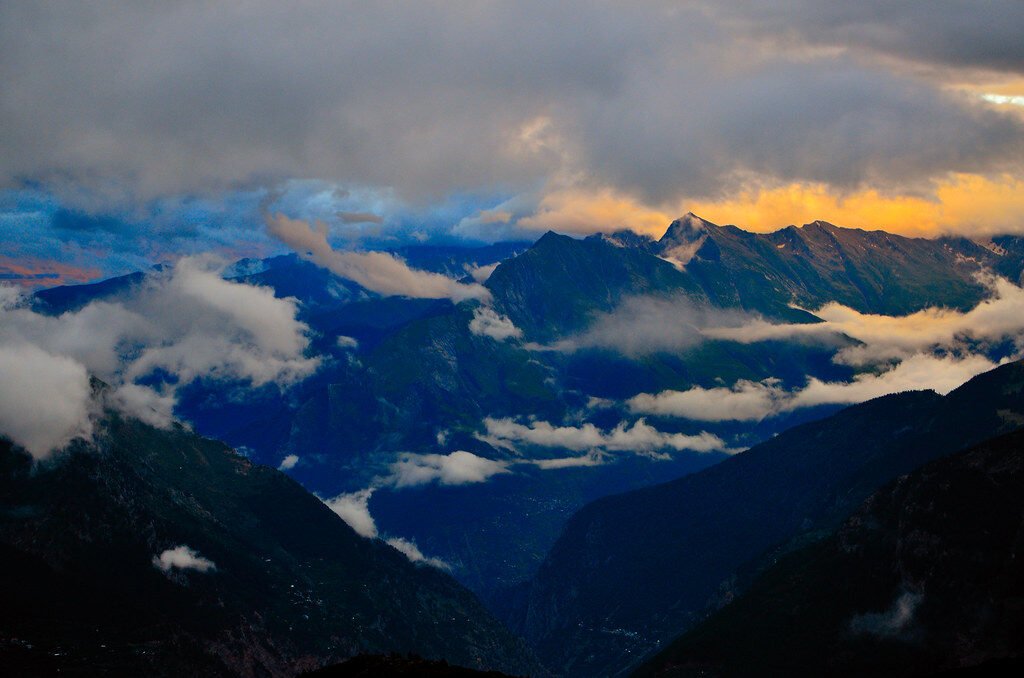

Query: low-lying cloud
<box><xmin>323</xmin><ymin>487</ymin><xmax>450</xmax><ymax>569</ymax></box>
<box><xmin>549</xmin><ymin>296</ymin><xmax>720</xmax><ymax>356</ymax></box>
<box><xmin>0</xmin><ymin>257</ymin><xmax>318</xmax><ymax>458</ymax></box>
<box><xmin>629</xmin><ymin>354</ymin><xmax>999</xmax><ymax>422</ymax></box>
<box><xmin>152</xmin><ymin>545</ymin><xmax>217</xmax><ymax>574</ymax></box>
<box><xmin>530</xmin><ymin>450</ymin><xmax>607</xmax><ymax>469</ymax></box>
<box><xmin>0</xmin><ymin>342</ymin><xmax>94</xmax><ymax>458</ymax></box>
<box><xmin>324</xmin><ymin>488</ymin><xmax>378</xmax><ymax>539</ymax></box>
<box><xmin>469</xmin><ymin>306</ymin><xmax>523</xmax><ymax>341</ymax></box>
<box><xmin>266</xmin><ymin>213</ymin><xmax>488</xmax><ymax>302</ymax></box>
<box><xmin>705</xmin><ymin>276</ymin><xmax>1024</xmax><ymax>366</ymax></box>
<box><xmin>478</xmin><ymin>416</ymin><xmax>726</xmax><ymax>455</ymax></box>
<box><xmin>629</xmin><ymin>379</ymin><xmax>788</xmax><ymax>422</ymax></box>
<box><xmin>384</xmin><ymin>537</ymin><xmax>451</xmax><ymax>570</ymax></box>
<box><xmin>278</xmin><ymin>454</ymin><xmax>300</xmax><ymax>471</ymax></box>
<box><xmin>389</xmin><ymin>450</ymin><xmax>511</xmax><ymax>488</ymax></box>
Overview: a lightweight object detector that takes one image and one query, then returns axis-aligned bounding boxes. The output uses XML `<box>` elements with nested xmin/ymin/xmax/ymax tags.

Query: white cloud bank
<box><xmin>478</xmin><ymin>416</ymin><xmax>726</xmax><ymax>456</ymax></box>
<box><xmin>612</xmin><ymin>278</ymin><xmax>1023</xmax><ymax>422</ymax></box>
<box><xmin>705</xmin><ymin>277</ymin><xmax>1024</xmax><ymax>366</ymax></box>
<box><xmin>0</xmin><ymin>258</ymin><xmax>318</xmax><ymax>459</ymax></box>
<box><xmin>152</xmin><ymin>545</ymin><xmax>217</xmax><ymax>573</ymax></box>
<box><xmin>629</xmin><ymin>353</ymin><xmax>999</xmax><ymax>422</ymax></box>
<box><xmin>266</xmin><ymin>213</ymin><xmax>488</xmax><ymax>302</ymax></box>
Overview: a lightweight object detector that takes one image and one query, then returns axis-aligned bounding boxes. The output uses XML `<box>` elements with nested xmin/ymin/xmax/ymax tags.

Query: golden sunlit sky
<box><xmin>2</xmin><ymin>1</ymin><xmax>1023</xmax><ymax>281</ymax></box>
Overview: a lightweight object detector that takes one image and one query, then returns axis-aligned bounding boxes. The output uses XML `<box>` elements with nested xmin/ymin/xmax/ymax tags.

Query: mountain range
<box><xmin>6</xmin><ymin>216</ymin><xmax>1024</xmax><ymax>675</ymax></box>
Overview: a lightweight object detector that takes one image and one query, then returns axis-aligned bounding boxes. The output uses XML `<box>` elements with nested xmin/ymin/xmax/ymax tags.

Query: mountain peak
<box><xmin>657</xmin><ymin>213</ymin><xmax>719</xmax><ymax>266</ymax></box>
<box><xmin>661</xmin><ymin>212</ymin><xmax>716</xmax><ymax>242</ymax></box>
<box><xmin>801</xmin><ymin>219</ymin><xmax>843</xmax><ymax>233</ymax></box>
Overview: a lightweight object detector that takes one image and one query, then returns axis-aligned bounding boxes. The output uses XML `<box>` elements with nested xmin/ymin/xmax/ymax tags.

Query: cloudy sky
<box><xmin>2</xmin><ymin>1</ymin><xmax>1023</xmax><ymax>282</ymax></box>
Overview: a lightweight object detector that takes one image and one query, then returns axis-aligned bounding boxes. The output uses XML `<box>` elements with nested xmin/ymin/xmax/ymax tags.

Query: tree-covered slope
<box><xmin>0</xmin><ymin>414</ymin><xmax>539</xmax><ymax>677</ymax></box>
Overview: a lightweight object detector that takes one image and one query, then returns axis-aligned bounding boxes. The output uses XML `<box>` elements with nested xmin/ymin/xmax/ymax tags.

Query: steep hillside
<box><xmin>637</xmin><ymin>428</ymin><xmax>1024</xmax><ymax>677</ymax></box>
<box><xmin>0</xmin><ymin>413</ymin><xmax>539</xmax><ymax>677</ymax></box>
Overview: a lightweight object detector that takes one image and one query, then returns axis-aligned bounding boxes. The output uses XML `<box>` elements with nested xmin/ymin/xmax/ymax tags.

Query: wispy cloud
<box><xmin>265</xmin><ymin>213</ymin><xmax>489</xmax><ymax>302</ymax></box>
<box><xmin>278</xmin><ymin>454</ymin><xmax>300</xmax><ymax>471</ymax></box>
<box><xmin>850</xmin><ymin>590</ymin><xmax>923</xmax><ymax>639</ymax></box>
<box><xmin>384</xmin><ymin>537</ymin><xmax>452</xmax><ymax>570</ymax></box>
<box><xmin>705</xmin><ymin>276</ymin><xmax>1024</xmax><ymax>366</ymax></box>
<box><xmin>542</xmin><ymin>296</ymin><xmax>754</xmax><ymax>357</ymax></box>
<box><xmin>628</xmin><ymin>379</ymin><xmax>788</xmax><ymax>422</ymax></box>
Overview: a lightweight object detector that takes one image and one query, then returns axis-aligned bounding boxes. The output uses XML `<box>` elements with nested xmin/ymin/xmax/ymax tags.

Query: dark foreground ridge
<box><xmin>637</xmin><ymin>427</ymin><xmax>1024</xmax><ymax>677</ymax></box>
<box><xmin>301</xmin><ymin>652</ymin><xmax>518</xmax><ymax>677</ymax></box>
<box><xmin>0</xmin><ymin>412</ymin><xmax>538</xmax><ymax>677</ymax></box>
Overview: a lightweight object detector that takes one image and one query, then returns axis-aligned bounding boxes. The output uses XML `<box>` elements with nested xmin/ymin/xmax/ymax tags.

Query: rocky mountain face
<box><xmin>0</xmin><ymin>412</ymin><xmax>539</xmax><ymax>677</ymax></box>
<box><xmin>637</xmin><ymin>427</ymin><xmax>1024</xmax><ymax>677</ymax></box>
<box><xmin>504</xmin><ymin>360</ymin><xmax>1024</xmax><ymax>677</ymax></box>
<box><xmin>658</xmin><ymin>213</ymin><xmax>999</xmax><ymax>316</ymax></box>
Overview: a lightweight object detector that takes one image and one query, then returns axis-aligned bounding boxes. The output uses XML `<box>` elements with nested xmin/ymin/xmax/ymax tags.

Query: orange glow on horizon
<box><xmin>687</xmin><ymin>174</ymin><xmax>1024</xmax><ymax>238</ymax></box>
<box><xmin>516</xmin><ymin>173</ymin><xmax>1024</xmax><ymax>241</ymax></box>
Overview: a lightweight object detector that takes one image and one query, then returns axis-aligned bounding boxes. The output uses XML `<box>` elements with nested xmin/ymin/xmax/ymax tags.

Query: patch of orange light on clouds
<box><xmin>687</xmin><ymin>173</ymin><xmax>1024</xmax><ymax>237</ymax></box>
<box><xmin>517</xmin><ymin>188</ymin><xmax>672</xmax><ymax>237</ymax></box>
